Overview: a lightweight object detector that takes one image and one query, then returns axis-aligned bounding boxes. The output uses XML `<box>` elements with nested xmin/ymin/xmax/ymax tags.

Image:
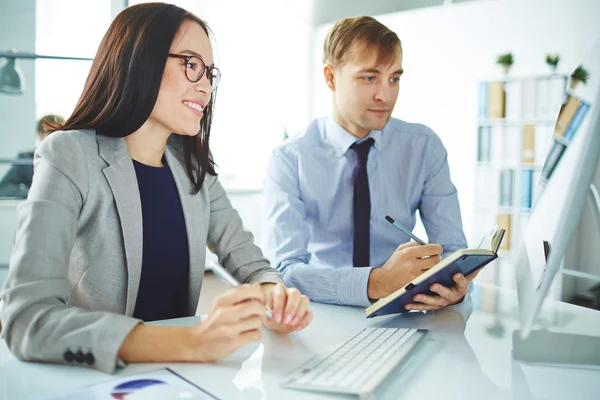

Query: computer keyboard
<box><xmin>281</xmin><ymin>327</ymin><xmax>428</xmax><ymax>398</ymax></box>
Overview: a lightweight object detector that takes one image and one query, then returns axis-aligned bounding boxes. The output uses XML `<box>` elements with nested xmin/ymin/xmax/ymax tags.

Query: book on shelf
<box><xmin>497</xmin><ymin>213</ymin><xmax>511</xmax><ymax>250</ymax></box>
<box><xmin>479</xmin><ymin>82</ymin><xmax>488</xmax><ymax>120</ymax></box>
<box><xmin>542</xmin><ymin>97</ymin><xmax>590</xmax><ymax>182</ymax></box>
<box><xmin>499</xmin><ymin>169</ymin><xmax>514</xmax><ymax>207</ymax></box>
<box><xmin>522</xmin><ymin>125</ymin><xmax>535</xmax><ymax>164</ymax></box>
<box><xmin>541</xmin><ymin>140</ymin><xmax>567</xmax><ymax>182</ymax></box>
<box><xmin>488</xmin><ymin>82</ymin><xmax>505</xmax><ymax>119</ymax></box>
<box><xmin>477</xmin><ymin>126</ymin><xmax>492</xmax><ymax>162</ymax></box>
<box><xmin>563</xmin><ymin>101</ymin><xmax>591</xmax><ymax>141</ymax></box>
<box><xmin>519</xmin><ymin>169</ymin><xmax>533</xmax><ymax>209</ymax></box>
<box><xmin>554</xmin><ymin>95</ymin><xmax>581</xmax><ymax>137</ymax></box>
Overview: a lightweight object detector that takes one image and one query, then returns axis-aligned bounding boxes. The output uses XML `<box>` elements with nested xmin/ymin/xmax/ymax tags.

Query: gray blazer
<box><xmin>0</xmin><ymin>129</ymin><xmax>283</xmax><ymax>373</ymax></box>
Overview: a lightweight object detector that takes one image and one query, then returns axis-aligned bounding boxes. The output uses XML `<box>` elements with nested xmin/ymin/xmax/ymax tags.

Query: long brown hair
<box><xmin>48</xmin><ymin>2</ymin><xmax>216</xmax><ymax>193</ymax></box>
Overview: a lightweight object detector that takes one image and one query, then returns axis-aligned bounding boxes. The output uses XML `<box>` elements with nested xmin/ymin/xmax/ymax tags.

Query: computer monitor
<box><xmin>512</xmin><ymin>37</ymin><xmax>600</xmax><ymax>367</ymax></box>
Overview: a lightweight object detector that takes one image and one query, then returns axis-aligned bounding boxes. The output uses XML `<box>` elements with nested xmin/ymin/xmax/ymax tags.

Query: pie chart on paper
<box><xmin>110</xmin><ymin>379</ymin><xmax>165</xmax><ymax>399</ymax></box>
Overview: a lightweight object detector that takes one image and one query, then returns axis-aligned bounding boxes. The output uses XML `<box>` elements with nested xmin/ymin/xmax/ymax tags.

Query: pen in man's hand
<box><xmin>208</xmin><ymin>261</ymin><xmax>274</xmax><ymax>319</ymax></box>
<box><xmin>385</xmin><ymin>215</ymin><xmax>426</xmax><ymax>245</ymax></box>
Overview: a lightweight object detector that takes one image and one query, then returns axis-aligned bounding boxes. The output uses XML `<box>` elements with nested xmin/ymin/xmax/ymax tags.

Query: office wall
<box><xmin>309</xmin><ymin>0</ymin><xmax>600</xmax><ymax>247</ymax></box>
<box><xmin>0</xmin><ymin>0</ymin><xmax>36</xmax><ymax>284</ymax></box>
<box><xmin>0</xmin><ymin>0</ymin><xmax>37</xmax><ymax>158</ymax></box>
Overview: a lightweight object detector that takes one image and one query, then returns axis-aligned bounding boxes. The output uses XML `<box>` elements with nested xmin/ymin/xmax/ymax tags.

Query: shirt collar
<box><xmin>324</xmin><ymin>116</ymin><xmax>383</xmax><ymax>158</ymax></box>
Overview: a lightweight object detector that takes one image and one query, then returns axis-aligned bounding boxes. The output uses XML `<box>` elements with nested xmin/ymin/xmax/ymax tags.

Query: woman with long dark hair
<box><xmin>0</xmin><ymin>3</ymin><xmax>312</xmax><ymax>373</ymax></box>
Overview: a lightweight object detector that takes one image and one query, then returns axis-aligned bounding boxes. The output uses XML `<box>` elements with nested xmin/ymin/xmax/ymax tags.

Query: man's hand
<box><xmin>367</xmin><ymin>241</ymin><xmax>443</xmax><ymax>299</ymax></box>
<box><xmin>404</xmin><ymin>268</ymin><xmax>481</xmax><ymax>311</ymax></box>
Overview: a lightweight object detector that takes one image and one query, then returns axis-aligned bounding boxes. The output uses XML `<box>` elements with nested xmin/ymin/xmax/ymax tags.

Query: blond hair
<box><xmin>323</xmin><ymin>16</ymin><xmax>401</xmax><ymax>67</ymax></box>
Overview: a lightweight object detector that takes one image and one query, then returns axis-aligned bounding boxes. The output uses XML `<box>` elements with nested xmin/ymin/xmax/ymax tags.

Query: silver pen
<box><xmin>208</xmin><ymin>261</ymin><xmax>274</xmax><ymax>319</ymax></box>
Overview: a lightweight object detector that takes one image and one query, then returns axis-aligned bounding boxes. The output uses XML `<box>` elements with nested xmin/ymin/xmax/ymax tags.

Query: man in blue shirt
<box><xmin>263</xmin><ymin>16</ymin><xmax>475</xmax><ymax>310</ymax></box>
<box><xmin>0</xmin><ymin>115</ymin><xmax>64</xmax><ymax>198</ymax></box>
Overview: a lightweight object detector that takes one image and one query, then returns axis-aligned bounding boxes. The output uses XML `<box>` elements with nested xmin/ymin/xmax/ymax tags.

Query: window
<box><xmin>129</xmin><ymin>0</ymin><xmax>311</xmax><ymax>188</ymax></box>
<box><xmin>35</xmin><ymin>0</ymin><xmax>110</xmax><ymax>122</ymax></box>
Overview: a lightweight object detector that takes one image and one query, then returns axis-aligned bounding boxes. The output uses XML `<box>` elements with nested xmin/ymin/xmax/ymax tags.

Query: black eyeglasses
<box><xmin>168</xmin><ymin>53</ymin><xmax>221</xmax><ymax>90</ymax></box>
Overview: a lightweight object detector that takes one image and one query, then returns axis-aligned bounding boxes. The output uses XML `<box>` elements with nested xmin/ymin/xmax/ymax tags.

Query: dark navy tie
<box><xmin>351</xmin><ymin>138</ymin><xmax>374</xmax><ymax>267</ymax></box>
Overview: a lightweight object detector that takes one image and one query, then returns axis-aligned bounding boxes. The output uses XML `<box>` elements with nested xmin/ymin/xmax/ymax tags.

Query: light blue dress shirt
<box><xmin>263</xmin><ymin>116</ymin><xmax>468</xmax><ymax>307</ymax></box>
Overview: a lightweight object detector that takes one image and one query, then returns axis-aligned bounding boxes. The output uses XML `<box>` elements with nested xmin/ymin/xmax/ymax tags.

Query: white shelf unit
<box><xmin>474</xmin><ymin>74</ymin><xmax>568</xmax><ymax>289</ymax></box>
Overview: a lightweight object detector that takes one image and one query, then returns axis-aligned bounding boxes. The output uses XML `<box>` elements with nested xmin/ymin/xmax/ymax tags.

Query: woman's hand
<box><xmin>187</xmin><ymin>283</ymin><xmax>267</xmax><ymax>362</ymax></box>
<box><xmin>261</xmin><ymin>283</ymin><xmax>313</xmax><ymax>334</ymax></box>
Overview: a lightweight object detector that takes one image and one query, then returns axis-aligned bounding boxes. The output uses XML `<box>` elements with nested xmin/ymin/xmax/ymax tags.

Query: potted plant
<box><xmin>545</xmin><ymin>53</ymin><xmax>560</xmax><ymax>73</ymax></box>
<box><xmin>570</xmin><ymin>65</ymin><xmax>590</xmax><ymax>90</ymax></box>
<box><xmin>497</xmin><ymin>53</ymin><xmax>514</xmax><ymax>76</ymax></box>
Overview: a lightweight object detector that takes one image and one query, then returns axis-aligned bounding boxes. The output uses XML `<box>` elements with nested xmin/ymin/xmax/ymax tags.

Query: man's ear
<box><xmin>324</xmin><ymin>64</ymin><xmax>336</xmax><ymax>91</ymax></box>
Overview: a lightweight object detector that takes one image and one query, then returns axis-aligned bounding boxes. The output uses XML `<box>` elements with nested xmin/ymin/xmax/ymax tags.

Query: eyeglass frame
<box><xmin>167</xmin><ymin>53</ymin><xmax>221</xmax><ymax>90</ymax></box>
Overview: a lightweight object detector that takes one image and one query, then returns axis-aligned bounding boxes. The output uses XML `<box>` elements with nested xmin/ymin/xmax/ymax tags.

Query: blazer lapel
<box><xmin>165</xmin><ymin>145</ymin><xmax>206</xmax><ymax>314</ymax></box>
<box><xmin>96</xmin><ymin>134</ymin><xmax>143</xmax><ymax>316</ymax></box>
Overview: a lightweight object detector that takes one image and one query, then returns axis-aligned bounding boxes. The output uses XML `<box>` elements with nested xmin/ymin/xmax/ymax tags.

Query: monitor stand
<box><xmin>513</xmin><ymin>185</ymin><xmax>600</xmax><ymax>369</ymax></box>
<box><xmin>556</xmin><ymin>184</ymin><xmax>600</xmax><ymax>283</ymax></box>
<box><xmin>512</xmin><ymin>329</ymin><xmax>600</xmax><ymax>368</ymax></box>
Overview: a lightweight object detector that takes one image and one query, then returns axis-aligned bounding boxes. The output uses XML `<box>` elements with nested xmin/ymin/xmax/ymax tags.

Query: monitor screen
<box><xmin>515</xmin><ymin>37</ymin><xmax>600</xmax><ymax>338</ymax></box>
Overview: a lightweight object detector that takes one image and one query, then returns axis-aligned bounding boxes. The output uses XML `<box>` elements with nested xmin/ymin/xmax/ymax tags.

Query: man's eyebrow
<box><xmin>356</xmin><ymin>68</ymin><xmax>404</xmax><ymax>75</ymax></box>
<box><xmin>357</xmin><ymin>68</ymin><xmax>380</xmax><ymax>73</ymax></box>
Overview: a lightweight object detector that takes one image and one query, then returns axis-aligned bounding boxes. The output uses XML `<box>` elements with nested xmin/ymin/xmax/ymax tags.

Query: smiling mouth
<box><xmin>183</xmin><ymin>101</ymin><xmax>204</xmax><ymax>113</ymax></box>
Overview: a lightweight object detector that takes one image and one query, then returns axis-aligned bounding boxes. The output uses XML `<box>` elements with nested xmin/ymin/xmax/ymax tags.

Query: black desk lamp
<box><xmin>0</xmin><ymin>49</ymin><xmax>93</xmax><ymax>95</ymax></box>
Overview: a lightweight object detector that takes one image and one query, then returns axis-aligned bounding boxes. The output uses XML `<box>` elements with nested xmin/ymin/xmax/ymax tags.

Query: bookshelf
<box><xmin>474</xmin><ymin>74</ymin><xmax>568</xmax><ymax>287</ymax></box>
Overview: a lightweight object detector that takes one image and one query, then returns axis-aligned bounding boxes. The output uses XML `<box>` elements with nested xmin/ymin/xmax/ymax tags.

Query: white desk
<box><xmin>1</xmin><ymin>283</ymin><xmax>600</xmax><ymax>400</ymax></box>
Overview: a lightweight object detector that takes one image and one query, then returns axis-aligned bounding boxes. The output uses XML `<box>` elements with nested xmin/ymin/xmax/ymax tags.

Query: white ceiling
<box><xmin>303</xmin><ymin>0</ymin><xmax>487</xmax><ymax>26</ymax></box>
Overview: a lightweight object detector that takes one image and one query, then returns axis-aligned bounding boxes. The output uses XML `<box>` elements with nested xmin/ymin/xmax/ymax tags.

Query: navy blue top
<box><xmin>132</xmin><ymin>159</ymin><xmax>190</xmax><ymax>322</ymax></box>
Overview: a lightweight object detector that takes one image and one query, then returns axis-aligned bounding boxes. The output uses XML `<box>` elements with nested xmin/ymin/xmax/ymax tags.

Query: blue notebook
<box><xmin>366</xmin><ymin>227</ymin><xmax>505</xmax><ymax>318</ymax></box>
